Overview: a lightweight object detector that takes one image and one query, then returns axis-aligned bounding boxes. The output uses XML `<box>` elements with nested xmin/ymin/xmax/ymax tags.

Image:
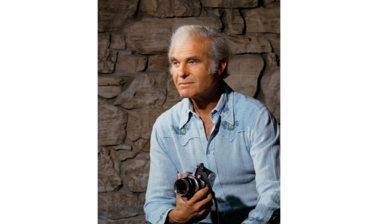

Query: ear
<box><xmin>217</xmin><ymin>58</ymin><xmax>227</xmax><ymax>76</ymax></box>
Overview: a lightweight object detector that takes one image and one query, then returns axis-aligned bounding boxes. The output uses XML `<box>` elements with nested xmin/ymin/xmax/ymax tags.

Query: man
<box><xmin>144</xmin><ymin>25</ymin><xmax>280</xmax><ymax>224</ymax></box>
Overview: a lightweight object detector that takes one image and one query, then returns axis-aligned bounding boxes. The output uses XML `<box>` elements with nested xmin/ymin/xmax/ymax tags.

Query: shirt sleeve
<box><xmin>144</xmin><ymin>124</ymin><xmax>178</xmax><ymax>224</ymax></box>
<box><xmin>243</xmin><ymin>106</ymin><xmax>280</xmax><ymax>224</ymax></box>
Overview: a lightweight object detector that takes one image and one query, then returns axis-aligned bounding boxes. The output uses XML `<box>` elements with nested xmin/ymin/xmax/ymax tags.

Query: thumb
<box><xmin>177</xmin><ymin>173</ymin><xmax>183</xmax><ymax>179</ymax></box>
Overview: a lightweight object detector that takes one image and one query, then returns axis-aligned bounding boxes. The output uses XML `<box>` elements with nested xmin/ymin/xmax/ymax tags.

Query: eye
<box><xmin>189</xmin><ymin>60</ymin><xmax>196</xmax><ymax>64</ymax></box>
<box><xmin>173</xmin><ymin>61</ymin><xmax>179</xmax><ymax>66</ymax></box>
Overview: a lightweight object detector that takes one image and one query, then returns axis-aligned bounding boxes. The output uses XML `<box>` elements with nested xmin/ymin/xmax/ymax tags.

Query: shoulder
<box><xmin>233</xmin><ymin>91</ymin><xmax>265</xmax><ymax>112</ymax></box>
<box><xmin>232</xmin><ymin>91</ymin><xmax>270</xmax><ymax>130</ymax></box>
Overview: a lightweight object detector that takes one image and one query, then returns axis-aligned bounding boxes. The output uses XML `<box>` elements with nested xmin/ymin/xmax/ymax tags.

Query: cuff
<box><xmin>155</xmin><ymin>208</ymin><xmax>174</xmax><ymax>224</ymax></box>
<box><xmin>242</xmin><ymin>216</ymin><xmax>267</xmax><ymax>224</ymax></box>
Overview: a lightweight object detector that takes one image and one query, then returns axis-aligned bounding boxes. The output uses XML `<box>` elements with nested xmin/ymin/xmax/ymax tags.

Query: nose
<box><xmin>177</xmin><ymin>63</ymin><xmax>189</xmax><ymax>78</ymax></box>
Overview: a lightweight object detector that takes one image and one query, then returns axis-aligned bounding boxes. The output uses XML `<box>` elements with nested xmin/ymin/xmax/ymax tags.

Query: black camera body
<box><xmin>174</xmin><ymin>163</ymin><xmax>216</xmax><ymax>201</ymax></box>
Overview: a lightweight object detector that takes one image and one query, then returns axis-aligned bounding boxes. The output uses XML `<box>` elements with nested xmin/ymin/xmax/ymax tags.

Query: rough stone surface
<box><xmin>134</xmin><ymin>138</ymin><xmax>150</xmax><ymax>152</ymax></box>
<box><xmin>98</xmin><ymin>76</ymin><xmax>126</xmax><ymax>86</ymax></box>
<box><xmin>242</xmin><ymin>6</ymin><xmax>280</xmax><ymax>34</ymax></box>
<box><xmin>257</xmin><ymin>67</ymin><xmax>280</xmax><ymax>123</ymax></box>
<box><xmin>227</xmin><ymin>33</ymin><xmax>272</xmax><ymax>54</ymax></box>
<box><xmin>98</xmin><ymin>148</ymin><xmax>122</xmax><ymax>193</ymax></box>
<box><xmin>98</xmin><ymin>86</ymin><xmax>123</xmax><ymax>98</ymax></box>
<box><xmin>263</xmin><ymin>0</ymin><xmax>278</xmax><ymax>5</ymax></box>
<box><xmin>140</xmin><ymin>0</ymin><xmax>201</xmax><ymax>18</ymax></box>
<box><xmin>110</xmin><ymin>35</ymin><xmax>126</xmax><ymax>49</ymax></box>
<box><xmin>98</xmin><ymin>99</ymin><xmax>128</xmax><ymax>146</ymax></box>
<box><xmin>225</xmin><ymin>55</ymin><xmax>264</xmax><ymax>98</ymax></box>
<box><xmin>112</xmin><ymin>144</ymin><xmax>132</xmax><ymax>151</ymax></box>
<box><xmin>163</xmin><ymin>78</ymin><xmax>182</xmax><ymax>109</ymax></box>
<box><xmin>201</xmin><ymin>0</ymin><xmax>258</xmax><ymax>8</ymax></box>
<box><xmin>222</xmin><ymin>9</ymin><xmax>244</xmax><ymax>35</ymax></box>
<box><xmin>99</xmin><ymin>34</ymin><xmax>118</xmax><ymax>73</ymax></box>
<box><xmin>171</xmin><ymin>17</ymin><xmax>222</xmax><ymax>32</ymax></box>
<box><xmin>116</xmin><ymin>55</ymin><xmax>147</xmax><ymax>72</ymax></box>
<box><xmin>98</xmin><ymin>190</ymin><xmax>143</xmax><ymax>219</ymax></box>
<box><xmin>148</xmin><ymin>54</ymin><xmax>170</xmax><ymax>72</ymax></box>
<box><xmin>124</xmin><ymin>153</ymin><xmax>150</xmax><ymax>192</ymax></box>
<box><xmin>98</xmin><ymin>0</ymin><xmax>139</xmax><ymax>32</ymax></box>
<box><xmin>127</xmin><ymin>109</ymin><xmax>165</xmax><ymax>141</ymax></box>
<box><xmin>114</xmin><ymin>73</ymin><xmax>167</xmax><ymax>109</ymax></box>
<box><xmin>99</xmin><ymin>216</ymin><xmax>147</xmax><ymax>224</ymax></box>
<box><xmin>127</xmin><ymin>17</ymin><xmax>222</xmax><ymax>54</ymax></box>
<box><xmin>117</xmin><ymin>150</ymin><xmax>138</xmax><ymax>161</ymax></box>
<box><xmin>264</xmin><ymin>33</ymin><xmax>280</xmax><ymax>60</ymax></box>
<box><xmin>264</xmin><ymin>53</ymin><xmax>278</xmax><ymax>67</ymax></box>
<box><xmin>126</xmin><ymin>19</ymin><xmax>171</xmax><ymax>55</ymax></box>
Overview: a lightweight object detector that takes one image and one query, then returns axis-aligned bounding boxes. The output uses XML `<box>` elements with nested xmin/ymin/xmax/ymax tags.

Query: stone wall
<box><xmin>98</xmin><ymin>0</ymin><xmax>280</xmax><ymax>223</ymax></box>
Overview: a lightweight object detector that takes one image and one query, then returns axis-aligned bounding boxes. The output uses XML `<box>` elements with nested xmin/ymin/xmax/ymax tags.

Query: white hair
<box><xmin>168</xmin><ymin>25</ymin><xmax>231</xmax><ymax>79</ymax></box>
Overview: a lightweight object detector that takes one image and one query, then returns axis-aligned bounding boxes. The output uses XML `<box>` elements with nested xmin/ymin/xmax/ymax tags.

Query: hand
<box><xmin>167</xmin><ymin>173</ymin><xmax>213</xmax><ymax>224</ymax></box>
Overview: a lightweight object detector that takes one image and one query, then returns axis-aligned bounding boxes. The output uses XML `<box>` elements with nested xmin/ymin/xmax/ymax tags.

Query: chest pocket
<box><xmin>170</xmin><ymin>123</ymin><xmax>200</xmax><ymax>146</ymax></box>
<box><xmin>217</xmin><ymin>119</ymin><xmax>242</xmax><ymax>142</ymax></box>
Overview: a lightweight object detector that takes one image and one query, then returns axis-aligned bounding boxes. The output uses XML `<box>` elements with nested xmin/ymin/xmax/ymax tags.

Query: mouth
<box><xmin>178</xmin><ymin>82</ymin><xmax>194</xmax><ymax>86</ymax></box>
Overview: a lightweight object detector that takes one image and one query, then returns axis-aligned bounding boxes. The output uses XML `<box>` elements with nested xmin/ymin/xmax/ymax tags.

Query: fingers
<box><xmin>177</xmin><ymin>173</ymin><xmax>183</xmax><ymax>179</ymax></box>
<box><xmin>189</xmin><ymin>187</ymin><xmax>211</xmax><ymax>203</ymax></box>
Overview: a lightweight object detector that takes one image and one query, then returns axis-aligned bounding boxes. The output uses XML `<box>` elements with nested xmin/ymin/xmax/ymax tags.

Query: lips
<box><xmin>179</xmin><ymin>82</ymin><xmax>194</xmax><ymax>86</ymax></box>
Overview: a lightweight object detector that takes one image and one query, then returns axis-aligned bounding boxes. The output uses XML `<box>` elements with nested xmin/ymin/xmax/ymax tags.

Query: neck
<box><xmin>191</xmin><ymin>79</ymin><xmax>224</xmax><ymax>119</ymax></box>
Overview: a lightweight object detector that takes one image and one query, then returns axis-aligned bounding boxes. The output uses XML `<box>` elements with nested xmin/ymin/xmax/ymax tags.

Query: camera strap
<box><xmin>196</xmin><ymin>164</ymin><xmax>219</xmax><ymax>224</ymax></box>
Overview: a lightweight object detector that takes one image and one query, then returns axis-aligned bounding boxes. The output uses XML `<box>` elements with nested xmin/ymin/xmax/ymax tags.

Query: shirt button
<box><xmin>199</xmin><ymin>126</ymin><xmax>202</xmax><ymax>130</ymax></box>
<box><xmin>207</xmin><ymin>151</ymin><xmax>211</xmax><ymax>155</ymax></box>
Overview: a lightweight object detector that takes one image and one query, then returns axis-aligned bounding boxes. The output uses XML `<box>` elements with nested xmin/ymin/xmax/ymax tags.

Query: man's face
<box><xmin>170</xmin><ymin>36</ymin><xmax>218</xmax><ymax>99</ymax></box>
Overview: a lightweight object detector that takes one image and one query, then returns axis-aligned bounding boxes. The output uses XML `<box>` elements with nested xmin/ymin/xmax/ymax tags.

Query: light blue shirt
<box><xmin>144</xmin><ymin>83</ymin><xmax>280</xmax><ymax>224</ymax></box>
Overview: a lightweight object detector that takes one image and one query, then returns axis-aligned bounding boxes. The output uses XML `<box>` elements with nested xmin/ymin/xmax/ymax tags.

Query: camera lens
<box><xmin>174</xmin><ymin>179</ymin><xmax>189</xmax><ymax>195</ymax></box>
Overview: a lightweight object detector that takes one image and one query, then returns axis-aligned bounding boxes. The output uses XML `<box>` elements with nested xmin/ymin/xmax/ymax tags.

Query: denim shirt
<box><xmin>144</xmin><ymin>84</ymin><xmax>280</xmax><ymax>224</ymax></box>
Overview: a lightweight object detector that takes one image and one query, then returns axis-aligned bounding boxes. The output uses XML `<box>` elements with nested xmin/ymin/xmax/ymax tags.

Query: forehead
<box><xmin>171</xmin><ymin>36</ymin><xmax>210</xmax><ymax>59</ymax></box>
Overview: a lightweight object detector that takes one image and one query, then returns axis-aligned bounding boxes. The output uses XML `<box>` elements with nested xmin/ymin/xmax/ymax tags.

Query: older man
<box><xmin>144</xmin><ymin>25</ymin><xmax>280</xmax><ymax>224</ymax></box>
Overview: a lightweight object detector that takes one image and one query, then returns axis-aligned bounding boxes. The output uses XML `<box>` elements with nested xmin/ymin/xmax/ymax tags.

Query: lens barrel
<box><xmin>174</xmin><ymin>177</ymin><xmax>200</xmax><ymax>197</ymax></box>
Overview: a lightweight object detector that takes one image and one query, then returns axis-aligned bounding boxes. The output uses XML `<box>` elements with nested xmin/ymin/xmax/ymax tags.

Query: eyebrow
<box><xmin>170</xmin><ymin>56</ymin><xmax>202</xmax><ymax>63</ymax></box>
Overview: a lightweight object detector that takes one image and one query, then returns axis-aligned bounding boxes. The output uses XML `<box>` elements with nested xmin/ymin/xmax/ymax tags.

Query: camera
<box><xmin>174</xmin><ymin>163</ymin><xmax>216</xmax><ymax>201</ymax></box>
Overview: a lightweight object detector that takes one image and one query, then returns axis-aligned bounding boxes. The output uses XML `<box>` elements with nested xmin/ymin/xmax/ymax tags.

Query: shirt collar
<box><xmin>179</xmin><ymin>81</ymin><xmax>235</xmax><ymax>129</ymax></box>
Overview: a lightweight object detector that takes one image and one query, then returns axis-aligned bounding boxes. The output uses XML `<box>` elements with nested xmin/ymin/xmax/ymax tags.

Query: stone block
<box><xmin>98</xmin><ymin>99</ymin><xmax>128</xmax><ymax>146</ymax></box>
<box><xmin>201</xmin><ymin>0</ymin><xmax>258</xmax><ymax>8</ymax></box>
<box><xmin>123</xmin><ymin>153</ymin><xmax>150</xmax><ymax>192</ymax></box>
<box><xmin>98</xmin><ymin>148</ymin><xmax>122</xmax><ymax>193</ymax></box>
<box><xmin>127</xmin><ymin>108</ymin><xmax>165</xmax><ymax>141</ymax></box>
<box><xmin>98</xmin><ymin>0</ymin><xmax>139</xmax><ymax>32</ymax></box>
<box><xmin>116</xmin><ymin>55</ymin><xmax>147</xmax><ymax>72</ymax></box>
<box><xmin>126</xmin><ymin>19</ymin><xmax>171</xmax><ymax>54</ymax></box>
<box><xmin>112</xmin><ymin>144</ymin><xmax>132</xmax><ymax>151</ymax></box>
<box><xmin>225</xmin><ymin>54</ymin><xmax>264</xmax><ymax>98</ymax></box>
<box><xmin>99</xmin><ymin>34</ymin><xmax>118</xmax><ymax>73</ymax></box>
<box><xmin>264</xmin><ymin>33</ymin><xmax>280</xmax><ymax>59</ymax></box>
<box><xmin>98</xmin><ymin>190</ymin><xmax>143</xmax><ymax>219</ymax></box>
<box><xmin>114</xmin><ymin>73</ymin><xmax>167</xmax><ymax>109</ymax></box>
<box><xmin>227</xmin><ymin>33</ymin><xmax>272</xmax><ymax>54</ymax></box>
<box><xmin>116</xmin><ymin>150</ymin><xmax>138</xmax><ymax>161</ymax></box>
<box><xmin>99</xmin><ymin>34</ymin><xmax>110</xmax><ymax>57</ymax></box>
<box><xmin>242</xmin><ymin>6</ymin><xmax>280</xmax><ymax>34</ymax></box>
<box><xmin>134</xmin><ymin>138</ymin><xmax>150</xmax><ymax>152</ymax></box>
<box><xmin>98</xmin><ymin>86</ymin><xmax>123</xmax><ymax>98</ymax></box>
<box><xmin>110</xmin><ymin>35</ymin><xmax>126</xmax><ymax>49</ymax></box>
<box><xmin>171</xmin><ymin>17</ymin><xmax>222</xmax><ymax>32</ymax></box>
<box><xmin>163</xmin><ymin>78</ymin><xmax>182</xmax><ymax>109</ymax></box>
<box><xmin>140</xmin><ymin>0</ymin><xmax>201</xmax><ymax>18</ymax></box>
<box><xmin>98</xmin><ymin>76</ymin><xmax>126</xmax><ymax>86</ymax></box>
<box><xmin>222</xmin><ymin>9</ymin><xmax>244</xmax><ymax>35</ymax></box>
<box><xmin>148</xmin><ymin>54</ymin><xmax>170</xmax><ymax>72</ymax></box>
<box><xmin>257</xmin><ymin>67</ymin><xmax>280</xmax><ymax>123</ymax></box>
